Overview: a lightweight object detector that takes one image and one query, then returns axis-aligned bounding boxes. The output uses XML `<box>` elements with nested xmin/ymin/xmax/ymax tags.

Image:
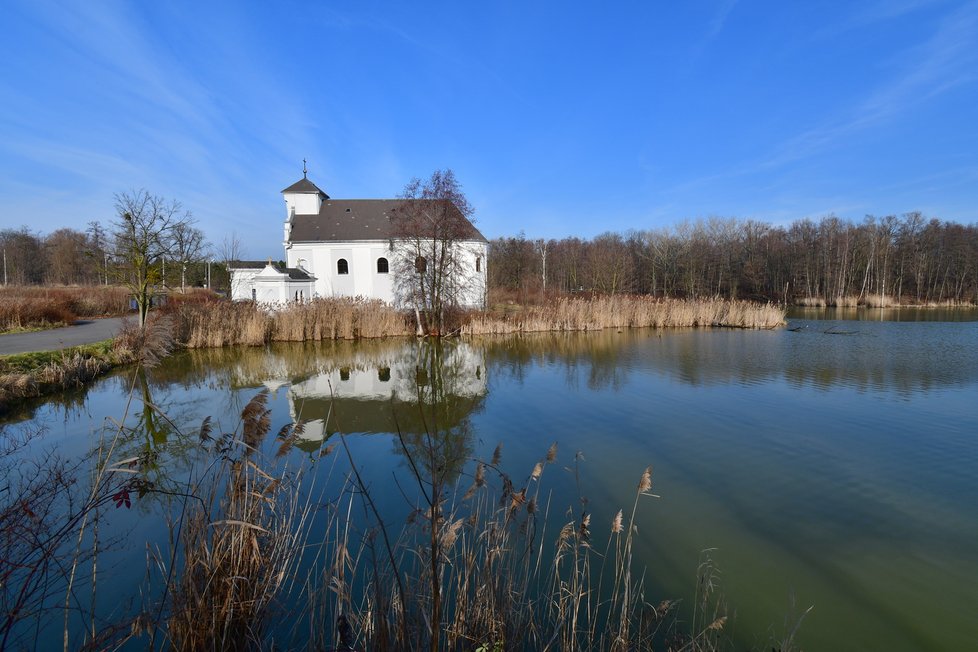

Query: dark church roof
<box><xmin>281</xmin><ymin>177</ymin><xmax>329</xmax><ymax>197</ymax></box>
<box><xmin>228</xmin><ymin>260</ymin><xmax>314</xmax><ymax>280</ymax></box>
<box><xmin>288</xmin><ymin>199</ymin><xmax>487</xmax><ymax>243</ymax></box>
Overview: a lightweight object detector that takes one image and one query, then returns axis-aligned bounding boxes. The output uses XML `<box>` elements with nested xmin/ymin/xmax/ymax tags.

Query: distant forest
<box><xmin>0</xmin><ymin>224</ymin><xmax>220</xmax><ymax>289</ymax></box>
<box><xmin>3</xmin><ymin>212</ymin><xmax>977</xmax><ymax>304</ymax></box>
<box><xmin>490</xmin><ymin>213</ymin><xmax>978</xmax><ymax>304</ymax></box>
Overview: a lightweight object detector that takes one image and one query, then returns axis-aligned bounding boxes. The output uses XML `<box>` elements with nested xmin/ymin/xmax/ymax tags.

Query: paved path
<box><xmin>0</xmin><ymin>317</ymin><xmax>129</xmax><ymax>356</ymax></box>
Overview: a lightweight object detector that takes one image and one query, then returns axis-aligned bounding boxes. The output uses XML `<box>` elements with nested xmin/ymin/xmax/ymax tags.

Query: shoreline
<box><xmin>1</xmin><ymin>296</ymin><xmax>784</xmax><ymax>411</ymax></box>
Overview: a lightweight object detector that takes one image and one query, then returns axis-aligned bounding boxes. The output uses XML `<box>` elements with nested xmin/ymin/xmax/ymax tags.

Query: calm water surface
<box><xmin>4</xmin><ymin>311</ymin><xmax>977</xmax><ymax>650</ymax></box>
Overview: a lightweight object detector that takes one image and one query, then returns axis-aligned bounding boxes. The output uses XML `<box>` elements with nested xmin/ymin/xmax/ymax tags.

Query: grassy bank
<box><xmin>1</xmin><ymin>295</ymin><xmax>784</xmax><ymax>409</ymax></box>
<box><xmin>0</xmin><ymin>339</ymin><xmax>134</xmax><ymax>410</ymax></box>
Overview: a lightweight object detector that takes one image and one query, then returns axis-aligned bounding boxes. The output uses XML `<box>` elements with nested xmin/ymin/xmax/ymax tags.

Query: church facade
<box><xmin>229</xmin><ymin>174</ymin><xmax>488</xmax><ymax>307</ymax></box>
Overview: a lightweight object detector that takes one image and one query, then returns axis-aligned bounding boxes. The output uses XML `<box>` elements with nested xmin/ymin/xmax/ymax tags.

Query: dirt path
<box><xmin>0</xmin><ymin>317</ymin><xmax>129</xmax><ymax>355</ymax></box>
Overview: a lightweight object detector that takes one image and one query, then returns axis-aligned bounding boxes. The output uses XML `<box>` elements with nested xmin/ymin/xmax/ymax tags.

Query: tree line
<box><xmin>489</xmin><ymin>213</ymin><xmax>978</xmax><ymax>304</ymax></box>
<box><xmin>1</xmin><ymin>191</ymin><xmax>239</xmax><ymax>295</ymax></box>
<box><xmin>5</xmin><ymin>198</ymin><xmax>977</xmax><ymax>306</ymax></box>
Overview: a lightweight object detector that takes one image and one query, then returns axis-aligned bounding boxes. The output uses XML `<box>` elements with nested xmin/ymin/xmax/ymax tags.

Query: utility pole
<box><xmin>206</xmin><ymin>259</ymin><xmax>211</xmax><ymax>289</ymax></box>
<box><xmin>3</xmin><ymin>248</ymin><xmax>6</xmax><ymax>286</ymax></box>
<box><xmin>104</xmin><ymin>252</ymin><xmax>108</xmax><ymax>286</ymax></box>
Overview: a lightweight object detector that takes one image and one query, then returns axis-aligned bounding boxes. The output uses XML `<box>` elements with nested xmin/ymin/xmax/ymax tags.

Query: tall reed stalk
<box><xmin>463</xmin><ymin>296</ymin><xmax>785</xmax><ymax>335</ymax></box>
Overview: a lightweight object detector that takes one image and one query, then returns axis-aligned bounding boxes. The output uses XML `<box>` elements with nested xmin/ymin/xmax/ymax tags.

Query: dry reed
<box><xmin>862</xmin><ymin>294</ymin><xmax>895</xmax><ymax>308</ymax></box>
<box><xmin>165</xmin><ymin>392</ymin><xmax>314</xmax><ymax>651</ymax></box>
<box><xmin>0</xmin><ymin>286</ymin><xmax>131</xmax><ymax>332</ymax></box>
<box><xmin>171</xmin><ymin>297</ymin><xmax>412</xmax><ymax>348</ymax></box>
<box><xmin>462</xmin><ymin>296</ymin><xmax>785</xmax><ymax>336</ymax></box>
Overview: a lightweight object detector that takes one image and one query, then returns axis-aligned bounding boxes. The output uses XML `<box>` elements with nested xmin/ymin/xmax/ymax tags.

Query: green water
<box><xmin>3</xmin><ymin>312</ymin><xmax>977</xmax><ymax>650</ymax></box>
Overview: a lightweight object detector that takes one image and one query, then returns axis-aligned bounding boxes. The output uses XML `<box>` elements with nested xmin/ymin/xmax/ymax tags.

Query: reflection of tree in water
<box><xmin>391</xmin><ymin>340</ymin><xmax>483</xmax><ymax>485</ymax></box>
<box><xmin>483</xmin><ymin>330</ymin><xmax>633</xmax><ymax>392</ymax></box>
<box><xmin>105</xmin><ymin>366</ymin><xmax>208</xmax><ymax>496</ymax></box>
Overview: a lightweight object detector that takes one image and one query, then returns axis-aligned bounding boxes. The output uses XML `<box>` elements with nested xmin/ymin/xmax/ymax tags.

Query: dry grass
<box><xmin>0</xmin><ymin>315</ymin><xmax>179</xmax><ymax>410</ymax></box>
<box><xmin>270</xmin><ymin>297</ymin><xmax>413</xmax><ymax>341</ymax></box>
<box><xmin>165</xmin><ymin>393</ymin><xmax>313</xmax><ymax>651</ymax></box>
<box><xmin>796</xmin><ymin>294</ymin><xmax>976</xmax><ymax>308</ymax></box>
<box><xmin>172</xmin><ymin>301</ymin><xmax>271</xmax><ymax>348</ymax></box>
<box><xmin>795</xmin><ymin>296</ymin><xmax>826</xmax><ymax>307</ymax></box>
<box><xmin>0</xmin><ymin>286</ymin><xmax>131</xmax><ymax>332</ymax></box>
<box><xmin>171</xmin><ymin>298</ymin><xmax>412</xmax><ymax>348</ymax></box>
<box><xmin>827</xmin><ymin>296</ymin><xmax>859</xmax><ymax>308</ymax></box>
<box><xmin>0</xmin><ymin>341</ymin><xmax>132</xmax><ymax>411</ymax></box>
<box><xmin>462</xmin><ymin>296</ymin><xmax>785</xmax><ymax>335</ymax></box>
<box><xmin>862</xmin><ymin>294</ymin><xmax>895</xmax><ymax>308</ymax></box>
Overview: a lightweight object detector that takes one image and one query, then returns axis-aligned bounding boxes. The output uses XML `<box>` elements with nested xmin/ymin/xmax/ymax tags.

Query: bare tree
<box><xmin>534</xmin><ymin>238</ymin><xmax>548</xmax><ymax>293</ymax></box>
<box><xmin>44</xmin><ymin>229</ymin><xmax>92</xmax><ymax>285</ymax></box>
<box><xmin>171</xmin><ymin>222</ymin><xmax>208</xmax><ymax>291</ymax></box>
<box><xmin>220</xmin><ymin>232</ymin><xmax>244</xmax><ymax>295</ymax></box>
<box><xmin>111</xmin><ymin>189</ymin><xmax>196</xmax><ymax>327</ymax></box>
<box><xmin>389</xmin><ymin>170</ymin><xmax>483</xmax><ymax>336</ymax></box>
<box><xmin>0</xmin><ymin>228</ymin><xmax>44</xmax><ymax>285</ymax></box>
<box><xmin>87</xmin><ymin>221</ymin><xmax>110</xmax><ymax>285</ymax></box>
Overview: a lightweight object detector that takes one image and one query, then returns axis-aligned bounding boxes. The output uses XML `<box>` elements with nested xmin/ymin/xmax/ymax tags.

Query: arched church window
<box><xmin>377</xmin><ymin>257</ymin><xmax>389</xmax><ymax>274</ymax></box>
<box><xmin>337</xmin><ymin>259</ymin><xmax>349</xmax><ymax>275</ymax></box>
<box><xmin>415</xmin><ymin>256</ymin><xmax>427</xmax><ymax>274</ymax></box>
<box><xmin>475</xmin><ymin>256</ymin><xmax>481</xmax><ymax>273</ymax></box>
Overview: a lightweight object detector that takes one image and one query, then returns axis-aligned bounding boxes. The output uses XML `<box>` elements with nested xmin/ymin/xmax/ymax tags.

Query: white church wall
<box><xmin>284</xmin><ymin>193</ymin><xmax>321</xmax><ymax>217</ymax></box>
<box><xmin>229</xmin><ymin>269</ymin><xmax>259</xmax><ymax>301</ymax></box>
<box><xmin>288</xmin><ymin>241</ymin><xmax>397</xmax><ymax>302</ymax></box>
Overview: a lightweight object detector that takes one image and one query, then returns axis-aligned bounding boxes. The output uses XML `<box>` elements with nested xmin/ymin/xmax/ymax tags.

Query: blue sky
<box><xmin>2</xmin><ymin>0</ymin><xmax>977</xmax><ymax>257</ymax></box>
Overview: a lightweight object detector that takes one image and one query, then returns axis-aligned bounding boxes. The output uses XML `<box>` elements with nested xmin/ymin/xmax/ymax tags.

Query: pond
<box><xmin>3</xmin><ymin>310</ymin><xmax>977</xmax><ymax>650</ymax></box>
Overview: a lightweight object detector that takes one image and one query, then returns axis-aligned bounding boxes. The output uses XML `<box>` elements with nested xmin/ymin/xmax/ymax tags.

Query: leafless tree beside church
<box><xmin>389</xmin><ymin>169</ymin><xmax>481</xmax><ymax>336</ymax></box>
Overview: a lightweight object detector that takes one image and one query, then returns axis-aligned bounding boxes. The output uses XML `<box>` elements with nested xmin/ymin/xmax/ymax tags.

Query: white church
<box><xmin>229</xmin><ymin>172</ymin><xmax>488</xmax><ymax>307</ymax></box>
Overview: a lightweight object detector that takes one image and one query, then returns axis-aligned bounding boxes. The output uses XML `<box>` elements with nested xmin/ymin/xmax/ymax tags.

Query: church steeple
<box><xmin>282</xmin><ymin>160</ymin><xmax>329</xmax><ymax>221</ymax></box>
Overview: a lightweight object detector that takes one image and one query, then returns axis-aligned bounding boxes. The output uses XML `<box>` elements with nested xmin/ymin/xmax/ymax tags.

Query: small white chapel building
<box><xmin>229</xmin><ymin>173</ymin><xmax>488</xmax><ymax>307</ymax></box>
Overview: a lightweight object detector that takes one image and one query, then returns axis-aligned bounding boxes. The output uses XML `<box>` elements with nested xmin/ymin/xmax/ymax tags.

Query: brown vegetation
<box><xmin>0</xmin><ymin>285</ymin><xmax>131</xmax><ymax>332</ymax></box>
<box><xmin>168</xmin><ymin>295</ymin><xmax>781</xmax><ymax>348</ymax></box>
<box><xmin>0</xmin><ymin>341</ymin><xmax>131</xmax><ymax>410</ymax></box>
<box><xmin>154</xmin><ymin>393</ymin><xmax>737</xmax><ymax>651</ymax></box>
<box><xmin>170</xmin><ymin>297</ymin><xmax>413</xmax><ymax>347</ymax></box>
<box><xmin>463</xmin><ymin>296</ymin><xmax>785</xmax><ymax>335</ymax></box>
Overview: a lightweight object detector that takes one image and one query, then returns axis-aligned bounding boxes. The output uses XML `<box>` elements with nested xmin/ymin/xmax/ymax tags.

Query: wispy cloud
<box><xmin>814</xmin><ymin>0</ymin><xmax>949</xmax><ymax>39</ymax></box>
<box><xmin>685</xmin><ymin>0</ymin><xmax>740</xmax><ymax>68</ymax></box>
<box><xmin>762</xmin><ymin>1</ymin><xmax>978</xmax><ymax>169</ymax></box>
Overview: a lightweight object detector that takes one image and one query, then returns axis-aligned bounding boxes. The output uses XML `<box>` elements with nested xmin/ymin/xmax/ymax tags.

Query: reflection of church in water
<box><xmin>260</xmin><ymin>342</ymin><xmax>488</xmax><ymax>443</ymax></box>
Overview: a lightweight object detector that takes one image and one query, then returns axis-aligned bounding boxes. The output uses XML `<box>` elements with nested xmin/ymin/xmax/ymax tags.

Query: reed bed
<box><xmin>152</xmin><ymin>393</ymin><xmax>724</xmax><ymax>651</ymax></box>
<box><xmin>165</xmin><ymin>394</ymin><xmax>313</xmax><ymax>651</ymax></box>
<box><xmin>462</xmin><ymin>296</ymin><xmax>785</xmax><ymax>335</ymax></box>
<box><xmin>0</xmin><ymin>286</ymin><xmax>131</xmax><ymax>332</ymax></box>
<box><xmin>172</xmin><ymin>298</ymin><xmax>412</xmax><ymax>348</ymax></box>
<box><xmin>862</xmin><ymin>294</ymin><xmax>895</xmax><ymax>308</ymax></box>
<box><xmin>270</xmin><ymin>296</ymin><xmax>412</xmax><ymax>341</ymax></box>
<box><xmin>796</xmin><ymin>294</ymin><xmax>975</xmax><ymax>308</ymax></box>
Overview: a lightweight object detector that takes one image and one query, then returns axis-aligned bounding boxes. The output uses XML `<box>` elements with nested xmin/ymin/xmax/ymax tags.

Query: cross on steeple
<box><xmin>302</xmin><ymin>158</ymin><xmax>308</xmax><ymax>178</ymax></box>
